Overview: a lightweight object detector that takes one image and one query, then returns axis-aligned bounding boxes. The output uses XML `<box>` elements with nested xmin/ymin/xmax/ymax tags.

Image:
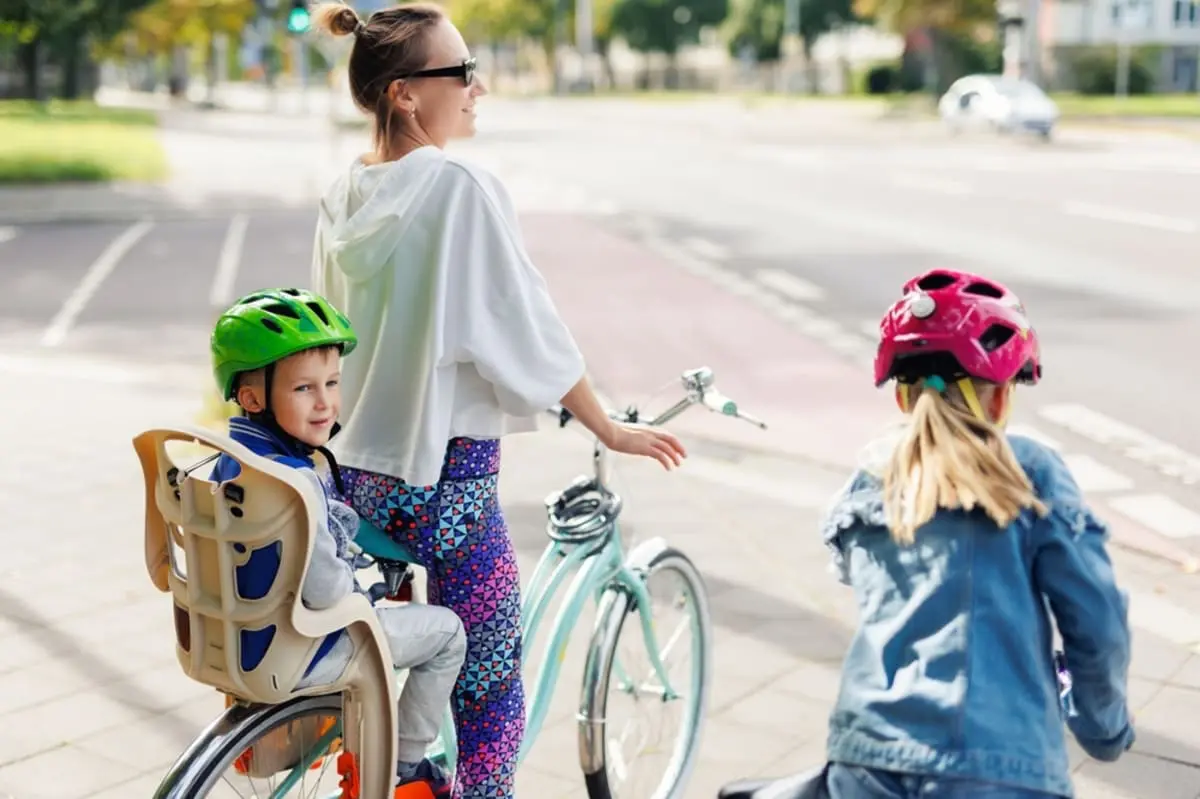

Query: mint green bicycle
<box><xmin>151</xmin><ymin>366</ymin><xmax>766</xmax><ymax>799</ymax></box>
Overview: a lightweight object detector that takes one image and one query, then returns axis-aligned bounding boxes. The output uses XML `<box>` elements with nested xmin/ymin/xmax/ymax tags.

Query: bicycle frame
<box><xmin>518</xmin><ymin>519</ymin><xmax>673</xmax><ymax>761</ymax></box>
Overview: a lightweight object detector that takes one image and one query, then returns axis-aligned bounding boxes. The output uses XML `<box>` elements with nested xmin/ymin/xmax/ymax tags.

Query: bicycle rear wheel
<box><xmin>153</xmin><ymin>694</ymin><xmax>345</xmax><ymax>798</ymax></box>
<box><xmin>579</xmin><ymin>544</ymin><xmax>712</xmax><ymax>799</ymax></box>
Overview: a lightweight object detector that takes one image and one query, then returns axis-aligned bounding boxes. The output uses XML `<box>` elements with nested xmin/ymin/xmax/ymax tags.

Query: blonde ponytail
<box><xmin>882</xmin><ymin>380</ymin><xmax>1047</xmax><ymax>545</ymax></box>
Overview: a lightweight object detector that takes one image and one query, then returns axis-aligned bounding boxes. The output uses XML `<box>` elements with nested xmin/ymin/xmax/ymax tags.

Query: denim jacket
<box><xmin>821</xmin><ymin>434</ymin><xmax>1135</xmax><ymax>798</ymax></box>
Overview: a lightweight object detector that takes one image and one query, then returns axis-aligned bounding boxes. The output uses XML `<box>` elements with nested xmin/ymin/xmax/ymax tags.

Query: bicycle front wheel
<box><xmin>153</xmin><ymin>694</ymin><xmax>345</xmax><ymax>798</ymax></box>
<box><xmin>579</xmin><ymin>543</ymin><xmax>712</xmax><ymax>799</ymax></box>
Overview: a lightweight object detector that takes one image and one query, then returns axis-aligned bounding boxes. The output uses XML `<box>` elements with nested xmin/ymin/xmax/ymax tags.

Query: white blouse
<box><xmin>312</xmin><ymin>146</ymin><xmax>585</xmax><ymax>487</ymax></box>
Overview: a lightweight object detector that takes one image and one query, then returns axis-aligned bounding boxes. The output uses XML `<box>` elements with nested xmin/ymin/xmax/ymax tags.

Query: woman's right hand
<box><xmin>601</xmin><ymin>422</ymin><xmax>688</xmax><ymax>470</ymax></box>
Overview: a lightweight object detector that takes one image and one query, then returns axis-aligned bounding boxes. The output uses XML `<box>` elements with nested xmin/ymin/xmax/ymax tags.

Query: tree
<box><xmin>450</xmin><ymin>0</ymin><xmax>559</xmax><ymax>78</ymax></box>
<box><xmin>611</xmin><ymin>0</ymin><xmax>729</xmax><ymax>58</ymax></box>
<box><xmin>121</xmin><ymin>0</ymin><xmax>253</xmax><ymax>58</ymax></box>
<box><xmin>724</xmin><ymin>0</ymin><xmax>855</xmax><ymax>64</ymax></box>
<box><xmin>115</xmin><ymin>0</ymin><xmax>254</xmax><ymax>96</ymax></box>
<box><xmin>855</xmin><ymin>0</ymin><xmax>996</xmax><ymax>94</ymax></box>
<box><xmin>0</xmin><ymin>0</ymin><xmax>158</xmax><ymax>98</ymax></box>
<box><xmin>853</xmin><ymin>0</ymin><xmax>993</xmax><ymax>35</ymax></box>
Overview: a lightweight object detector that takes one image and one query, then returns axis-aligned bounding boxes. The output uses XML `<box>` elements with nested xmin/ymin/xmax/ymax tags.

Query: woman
<box><xmin>308</xmin><ymin>4</ymin><xmax>687</xmax><ymax>798</ymax></box>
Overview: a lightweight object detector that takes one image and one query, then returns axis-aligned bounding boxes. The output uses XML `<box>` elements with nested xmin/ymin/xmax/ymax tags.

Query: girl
<box><xmin>307</xmin><ymin>4</ymin><xmax>686</xmax><ymax>798</ymax></box>
<box><xmin>820</xmin><ymin>268</ymin><xmax>1134</xmax><ymax>798</ymax></box>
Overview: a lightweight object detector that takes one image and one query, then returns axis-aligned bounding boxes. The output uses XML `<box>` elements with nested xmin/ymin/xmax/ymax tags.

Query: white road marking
<box><xmin>1061</xmin><ymin>201</ymin><xmax>1197</xmax><ymax>233</ymax></box>
<box><xmin>755</xmin><ymin>269</ymin><xmax>827</xmax><ymax>302</ymax></box>
<box><xmin>0</xmin><ymin>226</ymin><xmax>16</xmax><ymax>244</ymax></box>
<box><xmin>824</xmin><ymin>333</ymin><xmax>874</xmax><ymax>355</ymax></box>
<box><xmin>1006</xmin><ymin>424</ymin><xmax>1062</xmax><ymax>451</ymax></box>
<box><xmin>1061</xmin><ymin>454</ymin><xmax>1134</xmax><ymax>493</ymax></box>
<box><xmin>209</xmin><ymin>213</ymin><xmax>249</xmax><ymax>308</ymax></box>
<box><xmin>1108</xmin><ymin>493</ymin><xmax>1200</xmax><ymax>539</ymax></box>
<box><xmin>682</xmin><ymin>457</ymin><xmax>838</xmax><ymax>511</ymax></box>
<box><xmin>741</xmin><ymin>145</ymin><xmax>828</xmax><ymax>170</ymax></box>
<box><xmin>889</xmin><ymin>172</ymin><xmax>973</xmax><ymax>196</ymax></box>
<box><xmin>41</xmin><ymin>220</ymin><xmax>154</xmax><ymax>348</ymax></box>
<box><xmin>794</xmin><ymin>316</ymin><xmax>845</xmax><ymax>339</ymax></box>
<box><xmin>1038</xmin><ymin>403</ymin><xmax>1200</xmax><ymax>486</ymax></box>
<box><xmin>681</xmin><ymin>236</ymin><xmax>729</xmax><ymax>262</ymax></box>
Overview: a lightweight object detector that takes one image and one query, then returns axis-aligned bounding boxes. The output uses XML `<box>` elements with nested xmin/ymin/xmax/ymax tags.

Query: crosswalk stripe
<box><xmin>1061</xmin><ymin>454</ymin><xmax>1135</xmax><ymax>493</ymax></box>
<box><xmin>1039</xmin><ymin>403</ymin><xmax>1200</xmax><ymax>487</ymax></box>
<box><xmin>1006</xmin><ymin>423</ymin><xmax>1062</xmax><ymax>451</ymax></box>
<box><xmin>1108</xmin><ymin>493</ymin><xmax>1200</xmax><ymax>539</ymax></box>
<box><xmin>755</xmin><ymin>268</ymin><xmax>827</xmax><ymax>302</ymax></box>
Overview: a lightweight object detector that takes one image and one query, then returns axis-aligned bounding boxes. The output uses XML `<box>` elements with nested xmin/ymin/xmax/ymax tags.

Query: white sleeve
<box><xmin>297</xmin><ymin>470</ymin><xmax>355</xmax><ymax>610</ymax></box>
<box><xmin>440</xmin><ymin>169</ymin><xmax>586</xmax><ymax>416</ymax></box>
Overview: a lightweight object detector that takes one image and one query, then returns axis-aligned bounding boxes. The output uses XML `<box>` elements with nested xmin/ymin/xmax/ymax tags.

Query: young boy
<box><xmin>210</xmin><ymin>288</ymin><xmax>466</xmax><ymax>796</ymax></box>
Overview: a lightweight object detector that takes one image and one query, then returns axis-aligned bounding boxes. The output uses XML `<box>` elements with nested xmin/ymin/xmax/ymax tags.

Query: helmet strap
<box><xmin>898</xmin><ymin>378</ymin><xmax>992</xmax><ymax>424</ymax></box>
<box><xmin>956</xmin><ymin>378</ymin><xmax>989</xmax><ymax>422</ymax></box>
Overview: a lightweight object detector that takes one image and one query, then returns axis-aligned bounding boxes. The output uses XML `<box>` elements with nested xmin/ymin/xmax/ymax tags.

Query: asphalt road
<box><xmin>4</xmin><ymin>98</ymin><xmax>1200</xmax><ymax>555</ymax></box>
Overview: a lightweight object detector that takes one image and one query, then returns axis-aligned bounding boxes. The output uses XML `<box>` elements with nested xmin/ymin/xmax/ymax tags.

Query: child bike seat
<box><xmin>133</xmin><ymin>424</ymin><xmax>398</xmax><ymax>799</ymax></box>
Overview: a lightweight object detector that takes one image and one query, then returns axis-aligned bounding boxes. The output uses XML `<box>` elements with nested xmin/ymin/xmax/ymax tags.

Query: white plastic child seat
<box><xmin>133</xmin><ymin>424</ymin><xmax>397</xmax><ymax>798</ymax></box>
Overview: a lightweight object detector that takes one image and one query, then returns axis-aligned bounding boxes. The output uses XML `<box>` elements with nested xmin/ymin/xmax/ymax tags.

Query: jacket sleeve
<box><xmin>1031</xmin><ymin>449</ymin><xmax>1135</xmax><ymax>761</ymax></box>
<box><xmin>296</xmin><ymin>469</ymin><xmax>356</xmax><ymax>611</ymax></box>
<box><xmin>437</xmin><ymin>166</ymin><xmax>586</xmax><ymax>416</ymax></box>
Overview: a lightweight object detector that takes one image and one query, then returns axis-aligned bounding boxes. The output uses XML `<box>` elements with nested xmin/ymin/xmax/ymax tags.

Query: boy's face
<box><xmin>236</xmin><ymin>347</ymin><xmax>342</xmax><ymax>447</ymax></box>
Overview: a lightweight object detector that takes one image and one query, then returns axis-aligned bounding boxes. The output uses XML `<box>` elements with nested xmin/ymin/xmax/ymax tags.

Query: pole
<box><xmin>296</xmin><ymin>37</ymin><xmax>309</xmax><ymax>114</ymax></box>
<box><xmin>552</xmin><ymin>0</ymin><xmax>567</xmax><ymax>94</ymax></box>
<box><xmin>784</xmin><ymin>0</ymin><xmax>801</xmax><ymax>92</ymax></box>
<box><xmin>1114</xmin><ymin>0</ymin><xmax>1130</xmax><ymax>98</ymax></box>
<box><xmin>575</xmin><ymin>0</ymin><xmax>595</xmax><ymax>90</ymax></box>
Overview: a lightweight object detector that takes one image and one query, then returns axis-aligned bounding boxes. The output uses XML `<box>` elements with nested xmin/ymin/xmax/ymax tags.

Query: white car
<box><xmin>938</xmin><ymin>75</ymin><xmax>1059</xmax><ymax>139</ymax></box>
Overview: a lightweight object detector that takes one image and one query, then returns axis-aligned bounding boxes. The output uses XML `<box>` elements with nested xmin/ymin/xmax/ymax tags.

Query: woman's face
<box><xmin>404</xmin><ymin>18</ymin><xmax>488</xmax><ymax>147</ymax></box>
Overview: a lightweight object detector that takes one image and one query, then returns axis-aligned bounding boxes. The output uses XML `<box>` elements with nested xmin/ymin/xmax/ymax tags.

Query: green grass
<box><xmin>521</xmin><ymin>87</ymin><xmax>1200</xmax><ymax>120</ymax></box>
<box><xmin>0</xmin><ymin>100</ymin><xmax>168</xmax><ymax>184</ymax></box>
<box><xmin>1049</xmin><ymin>93</ymin><xmax>1200</xmax><ymax>118</ymax></box>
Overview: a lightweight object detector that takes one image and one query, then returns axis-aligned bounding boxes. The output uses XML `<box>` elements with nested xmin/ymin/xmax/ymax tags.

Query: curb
<box><xmin>0</xmin><ymin>197</ymin><xmax>317</xmax><ymax>225</ymax></box>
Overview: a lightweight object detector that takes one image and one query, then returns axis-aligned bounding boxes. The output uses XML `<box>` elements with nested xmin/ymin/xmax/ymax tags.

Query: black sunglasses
<box><xmin>404</xmin><ymin>57</ymin><xmax>477</xmax><ymax>87</ymax></box>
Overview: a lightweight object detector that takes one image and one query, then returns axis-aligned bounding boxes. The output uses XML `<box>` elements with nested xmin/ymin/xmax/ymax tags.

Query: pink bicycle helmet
<box><xmin>873</xmin><ymin>268</ymin><xmax>1041</xmax><ymax>387</ymax></box>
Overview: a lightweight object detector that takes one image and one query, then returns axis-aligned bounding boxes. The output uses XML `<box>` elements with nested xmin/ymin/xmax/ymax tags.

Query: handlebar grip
<box><xmin>702</xmin><ymin>390</ymin><xmax>738</xmax><ymax>417</ymax></box>
<box><xmin>702</xmin><ymin>388</ymin><xmax>768</xmax><ymax>429</ymax></box>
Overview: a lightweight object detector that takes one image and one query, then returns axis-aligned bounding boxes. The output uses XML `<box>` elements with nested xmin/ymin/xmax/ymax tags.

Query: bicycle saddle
<box><xmin>718</xmin><ymin>766</ymin><xmax>828</xmax><ymax>799</ymax></box>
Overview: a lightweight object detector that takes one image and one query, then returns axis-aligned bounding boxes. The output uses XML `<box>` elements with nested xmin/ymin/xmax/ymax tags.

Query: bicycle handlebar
<box><xmin>548</xmin><ymin>366</ymin><xmax>768</xmax><ymax>432</ymax></box>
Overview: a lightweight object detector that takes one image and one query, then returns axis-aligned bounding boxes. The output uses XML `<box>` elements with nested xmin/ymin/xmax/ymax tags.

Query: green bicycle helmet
<box><xmin>212</xmin><ymin>288</ymin><xmax>358</xmax><ymax>401</ymax></box>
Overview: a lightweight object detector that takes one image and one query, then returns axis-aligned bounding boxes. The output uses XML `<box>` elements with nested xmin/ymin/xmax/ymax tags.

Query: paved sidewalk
<box><xmin>3</xmin><ymin>343</ymin><xmax>1200</xmax><ymax>798</ymax></box>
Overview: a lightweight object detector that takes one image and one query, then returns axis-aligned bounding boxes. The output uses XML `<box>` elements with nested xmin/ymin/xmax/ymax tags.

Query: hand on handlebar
<box><xmin>602</xmin><ymin>423</ymin><xmax>688</xmax><ymax>471</ymax></box>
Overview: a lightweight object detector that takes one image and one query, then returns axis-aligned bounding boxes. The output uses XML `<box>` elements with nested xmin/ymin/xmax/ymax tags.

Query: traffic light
<box><xmin>286</xmin><ymin>0</ymin><xmax>311</xmax><ymax>34</ymax></box>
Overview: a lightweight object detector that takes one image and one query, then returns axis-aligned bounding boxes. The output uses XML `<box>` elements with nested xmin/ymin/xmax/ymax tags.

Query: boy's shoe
<box><xmin>394</xmin><ymin>758</ymin><xmax>452</xmax><ymax>799</ymax></box>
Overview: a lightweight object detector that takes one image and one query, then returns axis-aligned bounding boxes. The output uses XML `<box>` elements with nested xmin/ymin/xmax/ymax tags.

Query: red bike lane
<box><xmin>522</xmin><ymin>213</ymin><xmax>895</xmax><ymax>470</ymax></box>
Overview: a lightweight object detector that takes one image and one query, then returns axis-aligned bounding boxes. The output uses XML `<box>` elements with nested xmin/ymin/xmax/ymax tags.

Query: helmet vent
<box><xmin>264</xmin><ymin>303</ymin><xmax>300</xmax><ymax>319</ymax></box>
<box><xmin>281</xmin><ymin>288</ymin><xmax>302</xmax><ymax>296</ymax></box>
<box><xmin>980</xmin><ymin>323</ymin><xmax>1016</xmax><ymax>352</ymax></box>
<box><xmin>306</xmin><ymin>302</ymin><xmax>330</xmax><ymax>325</ymax></box>
<box><xmin>261</xmin><ymin>318</ymin><xmax>284</xmax><ymax>334</ymax></box>
<box><xmin>916</xmin><ymin>273</ymin><xmax>957</xmax><ymax>291</ymax></box>
<box><xmin>964</xmin><ymin>281</ymin><xmax>1004</xmax><ymax>298</ymax></box>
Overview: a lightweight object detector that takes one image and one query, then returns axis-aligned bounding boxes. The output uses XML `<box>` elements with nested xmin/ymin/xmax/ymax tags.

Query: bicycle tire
<box><xmin>152</xmin><ymin>693</ymin><xmax>343</xmax><ymax>798</ymax></box>
<box><xmin>578</xmin><ymin>544</ymin><xmax>713</xmax><ymax>799</ymax></box>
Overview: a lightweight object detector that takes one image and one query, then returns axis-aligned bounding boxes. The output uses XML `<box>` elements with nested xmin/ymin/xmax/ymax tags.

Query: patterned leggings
<box><xmin>340</xmin><ymin>438</ymin><xmax>524</xmax><ymax>799</ymax></box>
